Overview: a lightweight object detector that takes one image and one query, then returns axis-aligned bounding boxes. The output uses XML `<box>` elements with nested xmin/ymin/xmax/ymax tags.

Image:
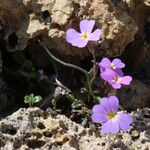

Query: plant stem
<box><xmin>43</xmin><ymin>45</ymin><xmax>88</xmax><ymax>75</ymax></box>
<box><xmin>42</xmin><ymin>44</ymin><xmax>93</xmax><ymax>101</ymax></box>
<box><xmin>87</xmin><ymin>44</ymin><xmax>98</xmax><ymax>101</ymax></box>
<box><xmin>108</xmin><ymin>88</ymin><xmax>117</xmax><ymax>97</ymax></box>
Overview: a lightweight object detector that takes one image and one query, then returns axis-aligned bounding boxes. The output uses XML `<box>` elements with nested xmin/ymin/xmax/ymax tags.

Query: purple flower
<box><xmin>99</xmin><ymin>58</ymin><xmax>125</xmax><ymax>72</ymax></box>
<box><xmin>100</xmin><ymin>69</ymin><xmax>132</xmax><ymax>89</ymax></box>
<box><xmin>91</xmin><ymin>96</ymin><xmax>133</xmax><ymax>134</ymax></box>
<box><xmin>66</xmin><ymin>20</ymin><xmax>102</xmax><ymax>48</ymax></box>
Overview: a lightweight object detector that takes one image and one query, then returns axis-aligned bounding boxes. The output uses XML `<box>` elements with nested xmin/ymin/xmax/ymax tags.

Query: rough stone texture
<box><xmin>0</xmin><ymin>107</ymin><xmax>150</xmax><ymax>150</ymax></box>
<box><xmin>0</xmin><ymin>0</ymin><xmax>144</xmax><ymax>60</ymax></box>
<box><xmin>0</xmin><ymin>44</ymin><xmax>12</xmax><ymax>116</ymax></box>
<box><xmin>122</xmin><ymin>0</ymin><xmax>150</xmax><ymax>78</ymax></box>
<box><xmin>118</xmin><ymin>80</ymin><xmax>150</xmax><ymax>110</ymax></box>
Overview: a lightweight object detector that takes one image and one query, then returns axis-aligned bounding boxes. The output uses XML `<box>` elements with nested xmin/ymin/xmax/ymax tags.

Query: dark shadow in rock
<box><xmin>112</xmin><ymin>142</ymin><xmax>130</xmax><ymax>150</ymax></box>
<box><xmin>43</xmin><ymin>131</ymin><xmax>52</xmax><ymax>138</ymax></box>
<box><xmin>27</xmin><ymin>140</ymin><xmax>46</xmax><ymax>149</ymax></box>
<box><xmin>8</xmin><ymin>32</ymin><xmax>18</xmax><ymax>49</ymax></box>
<box><xmin>42</xmin><ymin>10</ymin><xmax>51</xmax><ymax>21</ymax></box>
<box><xmin>120</xmin><ymin>3</ymin><xmax>150</xmax><ymax>84</ymax></box>
<box><xmin>13</xmin><ymin>139</ymin><xmax>22</xmax><ymax>149</ymax></box>
<box><xmin>1</xmin><ymin>124</ymin><xmax>17</xmax><ymax>135</ymax></box>
<box><xmin>37</xmin><ymin>122</ymin><xmax>46</xmax><ymax>130</ymax></box>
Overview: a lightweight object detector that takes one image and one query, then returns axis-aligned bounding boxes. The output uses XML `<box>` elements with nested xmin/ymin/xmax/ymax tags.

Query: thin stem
<box><xmin>43</xmin><ymin>45</ymin><xmax>88</xmax><ymax>75</ymax></box>
<box><xmin>108</xmin><ymin>88</ymin><xmax>117</xmax><ymax>97</ymax></box>
<box><xmin>90</xmin><ymin>51</ymin><xmax>97</xmax><ymax>87</ymax></box>
<box><xmin>87</xmin><ymin>44</ymin><xmax>98</xmax><ymax>100</ymax></box>
<box><xmin>41</xmin><ymin>44</ymin><xmax>93</xmax><ymax>102</ymax></box>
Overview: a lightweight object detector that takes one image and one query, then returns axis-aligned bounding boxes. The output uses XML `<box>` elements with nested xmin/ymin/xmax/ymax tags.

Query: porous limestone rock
<box><xmin>0</xmin><ymin>107</ymin><xmax>150</xmax><ymax>149</ymax></box>
<box><xmin>0</xmin><ymin>0</ymin><xmax>145</xmax><ymax>60</ymax></box>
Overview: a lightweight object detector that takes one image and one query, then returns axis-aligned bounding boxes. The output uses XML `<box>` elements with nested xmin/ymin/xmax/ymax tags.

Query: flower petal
<box><xmin>66</xmin><ymin>28</ymin><xmax>80</xmax><ymax>43</ymax></box>
<box><xmin>74</xmin><ymin>40</ymin><xmax>88</xmax><ymax>48</ymax></box>
<box><xmin>117</xmin><ymin>112</ymin><xmax>133</xmax><ymax>131</ymax></box>
<box><xmin>120</xmin><ymin>76</ymin><xmax>132</xmax><ymax>85</ymax></box>
<box><xmin>100</xmin><ymin>67</ymin><xmax>106</xmax><ymax>73</ymax></box>
<box><xmin>114</xmin><ymin>68</ymin><xmax>124</xmax><ymax>77</ymax></box>
<box><xmin>108</xmin><ymin>96</ymin><xmax>119</xmax><ymax>112</ymax></box>
<box><xmin>101</xmin><ymin>119</ymin><xmax>119</xmax><ymax>134</ymax></box>
<box><xmin>66</xmin><ymin>28</ymin><xmax>88</xmax><ymax>48</ymax></box>
<box><xmin>91</xmin><ymin>114</ymin><xmax>107</xmax><ymax>123</ymax></box>
<box><xmin>89</xmin><ymin>29</ymin><xmax>102</xmax><ymax>41</ymax></box>
<box><xmin>108</xmin><ymin>81</ymin><xmax>121</xmax><ymax>89</ymax></box>
<box><xmin>100</xmin><ymin>69</ymin><xmax>116</xmax><ymax>81</ymax></box>
<box><xmin>92</xmin><ymin>104</ymin><xmax>107</xmax><ymax>114</ymax></box>
<box><xmin>112</xmin><ymin>59</ymin><xmax>125</xmax><ymax>69</ymax></box>
<box><xmin>99</xmin><ymin>58</ymin><xmax>111</xmax><ymax>68</ymax></box>
<box><xmin>100</xmin><ymin>97</ymin><xmax>111</xmax><ymax>113</ymax></box>
<box><xmin>80</xmin><ymin>20</ymin><xmax>95</xmax><ymax>33</ymax></box>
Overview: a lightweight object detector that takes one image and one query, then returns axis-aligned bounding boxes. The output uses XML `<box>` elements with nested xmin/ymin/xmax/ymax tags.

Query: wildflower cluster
<box><xmin>99</xmin><ymin>58</ymin><xmax>132</xmax><ymax>89</ymax></box>
<box><xmin>66</xmin><ymin>19</ymin><xmax>133</xmax><ymax>134</ymax></box>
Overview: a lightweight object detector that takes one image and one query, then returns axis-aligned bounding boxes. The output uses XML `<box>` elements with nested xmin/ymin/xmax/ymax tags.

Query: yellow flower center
<box><xmin>113</xmin><ymin>77</ymin><xmax>122</xmax><ymax>83</ymax></box>
<box><xmin>107</xmin><ymin>111</ymin><xmax>117</xmax><ymax>120</ymax></box>
<box><xmin>110</xmin><ymin>63</ymin><xmax>116</xmax><ymax>70</ymax></box>
<box><xmin>81</xmin><ymin>33</ymin><xmax>90</xmax><ymax>40</ymax></box>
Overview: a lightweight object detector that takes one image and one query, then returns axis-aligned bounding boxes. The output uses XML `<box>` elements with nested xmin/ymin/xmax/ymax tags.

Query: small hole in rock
<box><xmin>13</xmin><ymin>140</ymin><xmax>22</xmax><ymax>149</ymax></box>
<box><xmin>27</xmin><ymin>140</ymin><xmax>46</xmax><ymax>149</ymax></box>
<box><xmin>101</xmin><ymin>142</ymin><xmax>106</xmax><ymax>146</ymax></box>
<box><xmin>1</xmin><ymin>126</ymin><xmax>17</xmax><ymax>135</ymax></box>
<box><xmin>56</xmin><ymin>141</ymin><xmax>63</xmax><ymax>146</ymax></box>
<box><xmin>8</xmin><ymin>32</ymin><xmax>18</xmax><ymax>48</ymax></box>
<box><xmin>8</xmin><ymin>129</ymin><xmax>17</xmax><ymax>135</ymax></box>
<box><xmin>43</xmin><ymin>131</ymin><xmax>52</xmax><ymax>137</ymax></box>
<box><xmin>37</xmin><ymin>122</ymin><xmax>45</xmax><ymax>130</ymax></box>
<box><xmin>42</xmin><ymin>10</ymin><xmax>50</xmax><ymax>20</ymax></box>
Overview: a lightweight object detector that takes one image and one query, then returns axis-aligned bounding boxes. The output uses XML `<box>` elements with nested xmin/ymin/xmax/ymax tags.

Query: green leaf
<box><xmin>52</xmin><ymin>99</ymin><xmax>57</xmax><ymax>110</ymax></box>
<box><xmin>81</xmin><ymin>117</ymin><xmax>88</xmax><ymax>127</ymax></box>
<box><xmin>65</xmin><ymin>93</ymin><xmax>76</xmax><ymax>102</ymax></box>
<box><xmin>24</xmin><ymin>94</ymin><xmax>42</xmax><ymax>107</ymax></box>
<box><xmin>24</xmin><ymin>95</ymin><xmax>31</xmax><ymax>103</ymax></box>
<box><xmin>33</xmin><ymin>96</ymin><xmax>42</xmax><ymax>103</ymax></box>
<box><xmin>29</xmin><ymin>94</ymin><xmax>34</xmax><ymax>99</ymax></box>
<box><xmin>71</xmin><ymin>100</ymin><xmax>84</xmax><ymax>109</ymax></box>
<box><xmin>93</xmin><ymin>96</ymin><xmax>101</xmax><ymax>103</ymax></box>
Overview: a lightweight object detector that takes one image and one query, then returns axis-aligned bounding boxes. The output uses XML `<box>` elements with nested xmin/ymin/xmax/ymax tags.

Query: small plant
<box><xmin>40</xmin><ymin>20</ymin><xmax>133</xmax><ymax>149</ymax></box>
<box><xmin>66</xmin><ymin>20</ymin><xmax>133</xmax><ymax>149</ymax></box>
<box><xmin>24</xmin><ymin>94</ymin><xmax>42</xmax><ymax>107</ymax></box>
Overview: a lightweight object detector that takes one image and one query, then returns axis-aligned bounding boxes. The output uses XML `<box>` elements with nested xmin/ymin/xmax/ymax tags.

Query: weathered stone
<box><xmin>0</xmin><ymin>107</ymin><xmax>150</xmax><ymax>149</ymax></box>
<box><xmin>0</xmin><ymin>0</ymin><xmax>144</xmax><ymax>60</ymax></box>
<box><xmin>118</xmin><ymin>80</ymin><xmax>150</xmax><ymax>110</ymax></box>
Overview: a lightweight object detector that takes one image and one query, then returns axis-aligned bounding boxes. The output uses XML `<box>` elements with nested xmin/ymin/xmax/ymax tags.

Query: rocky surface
<box><xmin>0</xmin><ymin>1</ymin><xmax>150</xmax><ymax>149</ymax></box>
<box><xmin>1</xmin><ymin>0</ymin><xmax>148</xmax><ymax>59</ymax></box>
<box><xmin>0</xmin><ymin>0</ymin><xmax>150</xmax><ymax>77</ymax></box>
<box><xmin>118</xmin><ymin>80</ymin><xmax>150</xmax><ymax>110</ymax></box>
<box><xmin>0</xmin><ymin>107</ymin><xmax>150</xmax><ymax>150</ymax></box>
